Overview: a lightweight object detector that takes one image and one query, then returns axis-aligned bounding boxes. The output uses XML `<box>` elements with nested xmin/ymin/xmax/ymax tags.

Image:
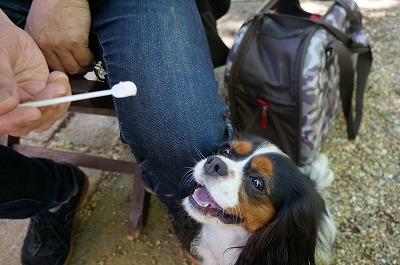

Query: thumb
<box><xmin>47</xmin><ymin>71</ymin><xmax>71</xmax><ymax>96</ymax></box>
<box><xmin>33</xmin><ymin>71</ymin><xmax>71</xmax><ymax>101</ymax></box>
<box><xmin>0</xmin><ymin>77</ymin><xmax>20</xmax><ymax>115</ymax></box>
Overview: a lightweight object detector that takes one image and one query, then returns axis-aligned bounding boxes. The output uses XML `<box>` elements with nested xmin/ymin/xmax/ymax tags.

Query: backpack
<box><xmin>225</xmin><ymin>0</ymin><xmax>372</xmax><ymax>166</ymax></box>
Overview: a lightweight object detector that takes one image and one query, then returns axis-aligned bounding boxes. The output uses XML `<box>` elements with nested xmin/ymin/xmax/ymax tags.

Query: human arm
<box><xmin>0</xmin><ymin>10</ymin><xmax>71</xmax><ymax>137</ymax></box>
<box><xmin>24</xmin><ymin>0</ymin><xmax>93</xmax><ymax>74</ymax></box>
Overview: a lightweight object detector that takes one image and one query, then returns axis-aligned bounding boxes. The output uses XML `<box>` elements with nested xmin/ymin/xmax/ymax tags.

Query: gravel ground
<box><xmin>312</xmin><ymin>1</ymin><xmax>400</xmax><ymax>264</ymax></box>
<box><xmin>0</xmin><ymin>1</ymin><xmax>398</xmax><ymax>265</ymax></box>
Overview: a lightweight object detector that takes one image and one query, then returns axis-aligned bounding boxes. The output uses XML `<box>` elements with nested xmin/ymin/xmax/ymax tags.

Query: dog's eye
<box><xmin>218</xmin><ymin>145</ymin><xmax>231</xmax><ymax>157</ymax></box>
<box><xmin>251</xmin><ymin>177</ymin><xmax>265</xmax><ymax>191</ymax></box>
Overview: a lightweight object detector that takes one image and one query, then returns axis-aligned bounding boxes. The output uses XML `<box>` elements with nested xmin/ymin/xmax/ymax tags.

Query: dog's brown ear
<box><xmin>235</xmin><ymin>159</ymin><xmax>325</xmax><ymax>265</ymax></box>
<box><xmin>235</xmin><ymin>197</ymin><xmax>323</xmax><ymax>265</ymax></box>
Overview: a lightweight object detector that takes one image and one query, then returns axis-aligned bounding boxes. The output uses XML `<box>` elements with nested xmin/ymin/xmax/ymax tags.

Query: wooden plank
<box><xmin>12</xmin><ymin>145</ymin><xmax>137</xmax><ymax>175</ymax></box>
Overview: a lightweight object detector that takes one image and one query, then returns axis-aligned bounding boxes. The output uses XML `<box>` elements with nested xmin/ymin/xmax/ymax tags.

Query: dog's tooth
<box><xmin>193</xmin><ymin>195</ymin><xmax>209</xmax><ymax>207</ymax></box>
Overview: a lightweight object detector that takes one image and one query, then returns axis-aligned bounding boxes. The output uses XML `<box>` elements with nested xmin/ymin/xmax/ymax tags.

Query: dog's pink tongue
<box><xmin>193</xmin><ymin>187</ymin><xmax>220</xmax><ymax>209</ymax></box>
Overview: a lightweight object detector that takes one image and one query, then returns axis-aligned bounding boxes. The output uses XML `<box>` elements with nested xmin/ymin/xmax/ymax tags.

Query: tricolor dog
<box><xmin>183</xmin><ymin>135</ymin><xmax>336</xmax><ymax>265</ymax></box>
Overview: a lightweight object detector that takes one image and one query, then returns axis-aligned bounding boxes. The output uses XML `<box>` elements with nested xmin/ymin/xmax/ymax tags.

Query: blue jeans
<box><xmin>90</xmin><ymin>0</ymin><xmax>231</xmax><ymax>195</ymax></box>
<box><xmin>0</xmin><ymin>0</ymin><xmax>230</xmax><ymax>217</ymax></box>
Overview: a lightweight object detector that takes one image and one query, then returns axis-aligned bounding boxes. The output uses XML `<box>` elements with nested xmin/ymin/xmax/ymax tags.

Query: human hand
<box><xmin>0</xmin><ymin>12</ymin><xmax>71</xmax><ymax>137</ymax></box>
<box><xmin>25</xmin><ymin>0</ymin><xmax>93</xmax><ymax>74</ymax></box>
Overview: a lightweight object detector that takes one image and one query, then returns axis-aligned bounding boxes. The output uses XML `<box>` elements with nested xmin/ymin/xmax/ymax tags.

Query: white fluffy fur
<box><xmin>192</xmin><ymin>224</ymin><xmax>249</xmax><ymax>265</ymax></box>
<box><xmin>316</xmin><ymin>208</ymin><xmax>337</xmax><ymax>264</ymax></box>
<box><xmin>299</xmin><ymin>153</ymin><xmax>334</xmax><ymax>189</ymax></box>
<box><xmin>301</xmin><ymin>153</ymin><xmax>336</xmax><ymax>264</ymax></box>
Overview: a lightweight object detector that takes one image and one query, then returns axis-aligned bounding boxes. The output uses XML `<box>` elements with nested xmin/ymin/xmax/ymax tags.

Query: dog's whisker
<box><xmin>179</xmin><ymin>176</ymin><xmax>191</xmax><ymax>191</ymax></box>
<box><xmin>204</xmin><ymin>146</ymin><xmax>216</xmax><ymax>156</ymax></box>
<box><xmin>193</xmin><ymin>146</ymin><xmax>207</xmax><ymax>160</ymax></box>
<box><xmin>189</xmin><ymin>153</ymin><xmax>200</xmax><ymax>164</ymax></box>
<box><xmin>179</xmin><ymin>168</ymin><xmax>195</xmax><ymax>190</ymax></box>
<box><xmin>183</xmin><ymin>174</ymin><xmax>194</xmax><ymax>188</ymax></box>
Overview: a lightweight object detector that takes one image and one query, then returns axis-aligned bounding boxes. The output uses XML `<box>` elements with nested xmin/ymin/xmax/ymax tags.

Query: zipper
<box><xmin>293</xmin><ymin>24</ymin><xmax>319</xmax><ymax>165</ymax></box>
<box><xmin>257</xmin><ymin>99</ymin><xmax>269</xmax><ymax>129</ymax></box>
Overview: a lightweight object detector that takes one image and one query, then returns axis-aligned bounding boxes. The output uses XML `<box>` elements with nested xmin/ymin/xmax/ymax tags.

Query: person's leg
<box><xmin>0</xmin><ymin>146</ymin><xmax>77</xmax><ymax>219</ymax></box>
<box><xmin>89</xmin><ymin>0</ymin><xmax>231</xmax><ymax>197</ymax></box>
<box><xmin>0</xmin><ymin>0</ymin><xmax>32</xmax><ymax>27</ymax></box>
<box><xmin>89</xmin><ymin>0</ymin><xmax>231</xmax><ymax>254</ymax></box>
<box><xmin>196</xmin><ymin>0</ymin><xmax>230</xmax><ymax>67</ymax></box>
<box><xmin>0</xmin><ymin>147</ymin><xmax>88</xmax><ymax>265</ymax></box>
<box><xmin>209</xmin><ymin>0</ymin><xmax>231</xmax><ymax>19</ymax></box>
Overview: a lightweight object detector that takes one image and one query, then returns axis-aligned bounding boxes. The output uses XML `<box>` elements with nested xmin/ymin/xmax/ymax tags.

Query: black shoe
<box><xmin>21</xmin><ymin>164</ymin><xmax>89</xmax><ymax>265</ymax></box>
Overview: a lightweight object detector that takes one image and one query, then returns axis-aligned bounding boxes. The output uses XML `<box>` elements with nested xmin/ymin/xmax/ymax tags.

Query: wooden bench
<box><xmin>0</xmin><ymin>74</ymin><xmax>149</xmax><ymax>236</ymax></box>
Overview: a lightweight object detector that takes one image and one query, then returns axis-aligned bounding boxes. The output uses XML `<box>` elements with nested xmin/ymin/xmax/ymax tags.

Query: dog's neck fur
<box><xmin>192</xmin><ymin>224</ymin><xmax>250</xmax><ymax>265</ymax></box>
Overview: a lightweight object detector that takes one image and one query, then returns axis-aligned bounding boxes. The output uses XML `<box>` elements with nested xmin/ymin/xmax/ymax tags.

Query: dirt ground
<box><xmin>71</xmin><ymin>172</ymin><xmax>188</xmax><ymax>265</ymax></box>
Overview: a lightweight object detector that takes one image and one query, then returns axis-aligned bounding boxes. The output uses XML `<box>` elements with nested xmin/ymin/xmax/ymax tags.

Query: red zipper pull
<box><xmin>257</xmin><ymin>99</ymin><xmax>269</xmax><ymax>129</ymax></box>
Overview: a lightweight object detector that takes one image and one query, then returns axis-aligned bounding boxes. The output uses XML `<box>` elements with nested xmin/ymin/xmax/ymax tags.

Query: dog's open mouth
<box><xmin>189</xmin><ymin>186</ymin><xmax>243</xmax><ymax>224</ymax></box>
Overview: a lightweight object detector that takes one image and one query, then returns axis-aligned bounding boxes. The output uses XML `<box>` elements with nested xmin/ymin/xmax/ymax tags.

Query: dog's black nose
<box><xmin>204</xmin><ymin>156</ymin><xmax>228</xmax><ymax>176</ymax></box>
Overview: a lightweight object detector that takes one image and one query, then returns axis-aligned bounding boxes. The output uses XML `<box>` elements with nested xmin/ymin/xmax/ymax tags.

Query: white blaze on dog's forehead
<box><xmin>111</xmin><ymin>81</ymin><xmax>137</xmax><ymax>98</ymax></box>
<box><xmin>254</xmin><ymin>142</ymin><xmax>287</xmax><ymax>157</ymax></box>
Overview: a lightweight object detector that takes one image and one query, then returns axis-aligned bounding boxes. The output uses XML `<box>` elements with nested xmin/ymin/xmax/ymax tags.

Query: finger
<box><xmin>48</xmin><ymin>71</ymin><xmax>72</xmax><ymax>96</ymax></box>
<box><xmin>0</xmin><ymin>106</ymin><xmax>41</xmax><ymax>136</ymax></box>
<box><xmin>32</xmin><ymin>103</ymin><xmax>69</xmax><ymax>132</ymax></box>
<box><xmin>29</xmin><ymin>71</ymin><xmax>71</xmax><ymax>131</ymax></box>
<box><xmin>72</xmin><ymin>47</ymin><xmax>94</xmax><ymax>68</ymax></box>
<box><xmin>32</xmin><ymin>92</ymin><xmax>70</xmax><ymax>132</ymax></box>
<box><xmin>56</xmin><ymin>50</ymin><xmax>87</xmax><ymax>74</ymax></box>
<box><xmin>32</xmin><ymin>71</ymin><xmax>72</xmax><ymax>101</ymax></box>
<box><xmin>43</xmin><ymin>50</ymin><xmax>67</xmax><ymax>73</ymax></box>
<box><xmin>0</xmin><ymin>71</ymin><xmax>21</xmax><ymax>115</ymax></box>
<box><xmin>0</xmin><ymin>88</ymin><xmax>18</xmax><ymax>114</ymax></box>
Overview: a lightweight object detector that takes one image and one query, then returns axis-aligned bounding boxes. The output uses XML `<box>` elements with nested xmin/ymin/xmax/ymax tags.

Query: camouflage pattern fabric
<box><xmin>301</xmin><ymin>0</ymin><xmax>369</xmax><ymax>164</ymax></box>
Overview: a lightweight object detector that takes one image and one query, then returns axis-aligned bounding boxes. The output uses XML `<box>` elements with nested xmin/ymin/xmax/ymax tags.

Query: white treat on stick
<box><xmin>19</xmin><ymin>81</ymin><xmax>137</xmax><ymax>108</ymax></box>
<box><xmin>111</xmin><ymin>81</ymin><xmax>137</xmax><ymax>98</ymax></box>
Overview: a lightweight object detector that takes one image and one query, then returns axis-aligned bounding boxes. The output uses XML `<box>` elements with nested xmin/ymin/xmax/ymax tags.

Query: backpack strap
<box><xmin>329</xmin><ymin>40</ymin><xmax>372</xmax><ymax>139</ymax></box>
<box><xmin>326</xmin><ymin>0</ymin><xmax>373</xmax><ymax>139</ymax></box>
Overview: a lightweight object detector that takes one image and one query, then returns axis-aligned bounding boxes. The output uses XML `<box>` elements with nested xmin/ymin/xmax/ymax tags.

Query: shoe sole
<box><xmin>64</xmin><ymin>172</ymin><xmax>89</xmax><ymax>265</ymax></box>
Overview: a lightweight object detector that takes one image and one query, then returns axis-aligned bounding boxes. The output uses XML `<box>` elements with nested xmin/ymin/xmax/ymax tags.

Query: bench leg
<box><xmin>128</xmin><ymin>167</ymin><xmax>150</xmax><ymax>237</ymax></box>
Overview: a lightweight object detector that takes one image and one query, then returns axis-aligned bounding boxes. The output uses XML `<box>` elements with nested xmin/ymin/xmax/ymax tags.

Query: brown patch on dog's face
<box><xmin>231</xmin><ymin>140</ymin><xmax>253</xmax><ymax>156</ymax></box>
<box><xmin>225</xmin><ymin>155</ymin><xmax>276</xmax><ymax>233</ymax></box>
<box><xmin>251</xmin><ymin>156</ymin><xmax>273</xmax><ymax>177</ymax></box>
<box><xmin>227</xmin><ymin>188</ymin><xmax>275</xmax><ymax>233</ymax></box>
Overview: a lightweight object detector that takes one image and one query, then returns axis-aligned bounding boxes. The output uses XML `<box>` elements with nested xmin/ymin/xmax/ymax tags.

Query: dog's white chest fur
<box><xmin>193</xmin><ymin>224</ymin><xmax>250</xmax><ymax>265</ymax></box>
